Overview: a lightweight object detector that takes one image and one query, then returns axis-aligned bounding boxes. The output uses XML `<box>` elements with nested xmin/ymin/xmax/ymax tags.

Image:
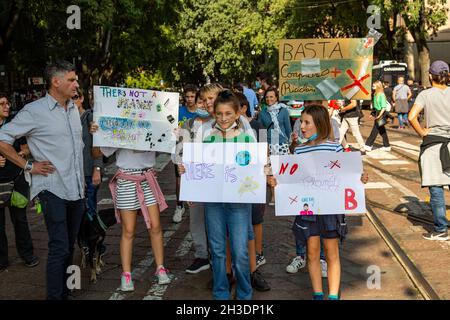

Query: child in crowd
<box><xmin>174</xmin><ymin>84</ymin><xmax>222</xmax><ymax>274</ymax></box>
<box><xmin>269</xmin><ymin>104</ymin><xmax>368</xmax><ymax>300</ymax></box>
<box><xmin>179</xmin><ymin>90</ymin><xmax>255</xmax><ymax>300</ymax></box>
<box><xmin>173</xmin><ymin>84</ymin><xmax>199</xmax><ymax>223</ymax></box>
<box><xmin>90</xmin><ymin>131</ymin><xmax>171</xmax><ymax>291</ymax></box>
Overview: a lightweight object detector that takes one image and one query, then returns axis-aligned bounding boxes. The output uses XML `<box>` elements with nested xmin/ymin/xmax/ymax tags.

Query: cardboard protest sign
<box><xmin>93</xmin><ymin>85</ymin><xmax>179</xmax><ymax>153</ymax></box>
<box><xmin>278</xmin><ymin>38</ymin><xmax>374</xmax><ymax>101</ymax></box>
<box><xmin>180</xmin><ymin>143</ymin><xmax>268</xmax><ymax>203</ymax></box>
<box><xmin>271</xmin><ymin>152</ymin><xmax>366</xmax><ymax>216</ymax></box>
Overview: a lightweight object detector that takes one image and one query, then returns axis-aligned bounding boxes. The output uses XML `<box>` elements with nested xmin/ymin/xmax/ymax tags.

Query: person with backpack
<box><xmin>393</xmin><ymin>76</ymin><xmax>412</xmax><ymax>129</ymax></box>
<box><xmin>338</xmin><ymin>100</ymin><xmax>365</xmax><ymax>152</ymax></box>
<box><xmin>364</xmin><ymin>81</ymin><xmax>391</xmax><ymax>152</ymax></box>
<box><xmin>0</xmin><ymin>92</ymin><xmax>39</xmax><ymax>273</ymax></box>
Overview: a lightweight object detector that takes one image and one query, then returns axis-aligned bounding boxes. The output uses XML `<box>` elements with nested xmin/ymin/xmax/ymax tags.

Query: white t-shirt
<box><xmin>100</xmin><ymin>147</ymin><xmax>156</xmax><ymax>170</ymax></box>
<box><xmin>394</xmin><ymin>84</ymin><xmax>411</xmax><ymax>100</ymax></box>
<box><xmin>195</xmin><ymin>116</ymin><xmax>256</xmax><ymax>142</ymax></box>
<box><xmin>414</xmin><ymin>87</ymin><xmax>450</xmax><ymax>134</ymax></box>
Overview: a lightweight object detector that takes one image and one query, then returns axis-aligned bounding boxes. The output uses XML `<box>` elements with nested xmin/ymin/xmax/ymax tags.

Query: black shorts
<box><xmin>292</xmin><ymin>215</ymin><xmax>347</xmax><ymax>246</ymax></box>
<box><xmin>251</xmin><ymin>203</ymin><xmax>265</xmax><ymax>225</ymax></box>
<box><xmin>174</xmin><ymin>164</ymin><xmax>180</xmax><ymax>178</ymax></box>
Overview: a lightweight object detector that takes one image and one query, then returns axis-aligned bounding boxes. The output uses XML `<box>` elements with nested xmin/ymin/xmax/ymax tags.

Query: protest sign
<box><xmin>271</xmin><ymin>152</ymin><xmax>366</xmax><ymax>216</ymax></box>
<box><xmin>93</xmin><ymin>85</ymin><xmax>179</xmax><ymax>153</ymax></box>
<box><xmin>180</xmin><ymin>143</ymin><xmax>268</xmax><ymax>203</ymax></box>
<box><xmin>278</xmin><ymin>38</ymin><xmax>374</xmax><ymax>101</ymax></box>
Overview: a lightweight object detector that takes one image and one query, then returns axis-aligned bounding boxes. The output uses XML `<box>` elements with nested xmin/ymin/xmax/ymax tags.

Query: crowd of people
<box><xmin>0</xmin><ymin>59</ymin><xmax>449</xmax><ymax>301</ymax></box>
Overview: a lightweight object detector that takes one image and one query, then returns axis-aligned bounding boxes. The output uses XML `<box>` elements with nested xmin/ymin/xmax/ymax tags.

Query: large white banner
<box><xmin>93</xmin><ymin>85</ymin><xmax>179</xmax><ymax>153</ymax></box>
<box><xmin>180</xmin><ymin>143</ymin><xmax>268</xmax><ymax>203</ymax></box>
<box><xmin>271</xmin><ymin>152</ymin><xmax>366</xmax><ymax>216</ymax></box>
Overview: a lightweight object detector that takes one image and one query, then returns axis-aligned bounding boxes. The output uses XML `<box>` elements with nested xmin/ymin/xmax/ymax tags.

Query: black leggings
<box><xmin>365</xmin><ymin>120</ymin><xmax>390</xmax><ymax>147</ymax></box>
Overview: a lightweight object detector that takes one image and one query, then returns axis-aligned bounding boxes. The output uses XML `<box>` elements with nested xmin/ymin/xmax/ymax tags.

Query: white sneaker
<box><xmin>380</xmin><ymin>146</ymin><xmax>391</xmax><ymax>152</ymax></box>
<box><xmin>286</xmin><ymin>256</ymin><xmax>306</xmax><ymax>274</ymax></box>
<box><xmin>320</xmin><ymin>259</ymin><xmax>328</xmax><ymax>278</ymax></box>
<box><xmin>120</xmin><ymin>272</ymin><xmax>135</xmax><ymax>291</ymax></box>
<box><xmin>172</xmin><ymin>205</ymin><xmax>185</xmax><ymax>223</ymax></box>
<box><xmin>155</xmin><ymin>266</ymin><xmax>171</xmax><ymax>285</ymax></box>
<box><xmin>364</xmin><ymin>145</ymin><xmax>372</xmax><ymax>152</ymax></box>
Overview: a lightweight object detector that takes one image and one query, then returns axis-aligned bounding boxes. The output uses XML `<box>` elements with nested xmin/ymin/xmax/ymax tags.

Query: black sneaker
<box><xmin>24</xmin><ymin>256</ymin><xmax>40</xmax><ymax>268</ymax></box>
<box><xmin>0</xmin><ymin>265</ymin><xmax>7</xmax><ymax>273</ymax></box>
<box><xmin>251</xmin><ymin>270</ymin><xmax>270</xmax><ymax>292</ymax></box>
<box><xmin>185</xmin><ymin>258</ymin><xmax>210</xmax><ymax>274</ymax></box>
<box><xmin>422</xmin><ymin>231</ymin><xmax>449</xmax><ymax>241</ymax></box>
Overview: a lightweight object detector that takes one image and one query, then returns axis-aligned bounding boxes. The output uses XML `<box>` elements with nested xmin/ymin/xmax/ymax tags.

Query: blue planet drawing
<box><xmin>235</xmin><ymin>151</ymin><xmax>251</xmax><ymax>166</ymax></box>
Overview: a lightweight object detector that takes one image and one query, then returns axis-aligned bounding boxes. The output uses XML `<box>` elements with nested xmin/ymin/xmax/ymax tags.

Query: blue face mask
<box><xmin>196</xmin><ymin>108</ymin><xmax>210</xmax><ymax>118</ymax></box>
<box><xmin>255</xmin><ymin>81</ymin><xmax>261</xmax><ymax>90</ymax></box>
<box><xmin>297</xmin><ymin>133</ymin><xmax>317</xmax><ymax>144</ymax></box>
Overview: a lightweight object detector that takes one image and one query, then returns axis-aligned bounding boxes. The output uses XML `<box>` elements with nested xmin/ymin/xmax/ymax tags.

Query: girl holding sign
<box><xmin>90</xmin><ymin>131</ymin><xmax>171</xmax><ymax>291</ymax></box>
<box><xmin>268</xmin><ymin>104</ymin><xmax>368</xmax><ymax>300</ymax></box>
<box><xmin>179</xmin><ymin>90</ymin><xmax>256</xmax><ymax>300</ymax></box>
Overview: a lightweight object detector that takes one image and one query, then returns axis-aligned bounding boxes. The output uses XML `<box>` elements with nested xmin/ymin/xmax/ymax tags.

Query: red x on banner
<box><xmin>341</xmin><ymin>69</ymin><xmax>370</xmax><ymax>95</ymax></box>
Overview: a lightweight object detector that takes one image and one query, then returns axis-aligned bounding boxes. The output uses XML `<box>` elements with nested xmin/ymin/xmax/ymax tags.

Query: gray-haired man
<box><xmin>0</xmin><ymin>60</ymin><xmax>85</xmax><ymax>300</ymax></box>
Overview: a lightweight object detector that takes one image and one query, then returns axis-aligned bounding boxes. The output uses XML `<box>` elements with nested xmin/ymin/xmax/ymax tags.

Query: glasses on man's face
<box><xmin>0</xmin><ymin>101</ymin><xmax>10</xmax><ymax>107</ymax></box>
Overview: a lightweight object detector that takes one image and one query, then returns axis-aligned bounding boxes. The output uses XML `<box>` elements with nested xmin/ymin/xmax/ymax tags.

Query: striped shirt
<box><xmin>293</xmin><ymin>141</ymin><xmax>344</xmax><ymax>155</ymax></box>
<box><xmin>115</xmin><ymin>169</ymin><xmax>156</xmax><ymax>210</ymax></box>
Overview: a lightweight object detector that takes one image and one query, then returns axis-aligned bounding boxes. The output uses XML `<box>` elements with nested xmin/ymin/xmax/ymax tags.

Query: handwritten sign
<box><xmin>279</xmin><ymin>38</ymin><xmax>374</xmax><ymax>101</ymax></box>
<box><xmin>271</xmin><ymin>152</ymin><xmax>366</xmax><ymax>216</ymax></box>
<box><xmin>180</xmin><ymin>143</ymin><xmax>268</xmax><ymax>203</ymax></box>
<box><xmin>93</xmin><ymin>85</ymin><xmax>179</xmax><ymax>153</ymax></box>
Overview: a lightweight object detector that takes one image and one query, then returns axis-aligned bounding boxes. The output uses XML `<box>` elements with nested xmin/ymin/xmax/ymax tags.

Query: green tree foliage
<box><xmin>124</xmin><ymin>70</ymin><xmax>164</xmax><ymax>89</ymax></box>
<box><xmin>1</xmin><ymin>0</ymin><xmax>179</xmax><ymax>92</ymax></box>
<box><xmin>398</xmin><ymin>0</ymin><xmax>448</xmax><ymax>86</ymax></box>
<box><xmin>284</xmin><ymin>0</ymin><xmax>369</xmax><ymax>39</ymax></box>
<box><xmin>1</xmin><ymin>0</ymin><xmax>447</xmax><ymax>90</ymax></box>
<box><xmin>174</xmin><ymin>0</ymin><xmax>288</xmax><ymax>84</ymax></box>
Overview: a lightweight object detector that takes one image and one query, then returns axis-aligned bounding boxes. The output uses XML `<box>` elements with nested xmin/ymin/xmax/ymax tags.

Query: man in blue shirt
<box><xmin>0</xmin><ymin>61</ymin><xmax>84</xmax><ymax>300</ymax></box>
<box><xmin>235</xmin><ymin>83</ymin><xmax>259</xmax><ymax>118</ymax></box>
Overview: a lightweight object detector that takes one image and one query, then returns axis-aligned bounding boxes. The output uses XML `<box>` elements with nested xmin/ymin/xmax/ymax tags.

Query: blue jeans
<box><xmin>85</xmin><ymin>176</ymin><xmax>99</xmax><ymax>219</ymax></box>
<box><xmin>204</xmin><ymin>202</ymin><xmax>252</xmax><ymax>300</ymax></box>
<box><xmin>429</xmin><ymin>186</ymin><xmax>449</xmax><ymax>232</ymax></box>
<box><xmin>296</xmin><ymin>238</ymin><xmax>326</xmax><ymax>260</ymax></box>
<box><xmin>39</xmin><ymin>191</ymin><xmax>84</xmax><ymax>300</ymax></box>
<box><xmin>397</xmin><ymin>113</ymin><xmax>408</xmax><ymax>127</ymax></box>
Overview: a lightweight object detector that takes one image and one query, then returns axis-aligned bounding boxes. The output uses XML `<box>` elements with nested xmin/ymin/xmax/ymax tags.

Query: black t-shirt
<box><xmin>384</xmin><ymin>87</ymin><xmax>393</xmax><ymax>103</ymax></box>
<box><xmin>0</xmin><ymin>118</ymin><xmax>26</xmax><ymax>183</ymax></box>
<box><xmin>340</xmin><ymin>100</ymin><xmax>361</xmax><ymax>118</ymax></box>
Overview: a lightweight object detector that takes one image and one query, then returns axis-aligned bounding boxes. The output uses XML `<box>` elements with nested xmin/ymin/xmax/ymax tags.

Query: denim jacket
<box><xmin>258</xmin><ymin>104</ymin><xmax>292</xmax><ymax>145</ymax></box>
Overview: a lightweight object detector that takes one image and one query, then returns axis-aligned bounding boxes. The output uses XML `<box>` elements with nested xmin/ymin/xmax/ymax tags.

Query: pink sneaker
<box><xmin>120</xmin><ymin>272</ymin><xmax>134</xmax><ymax>291</ymax></box>
<box><xmin>155</xmin><ymin>266</ymin><xmax>171</xmax><ymax>285</ymax></box>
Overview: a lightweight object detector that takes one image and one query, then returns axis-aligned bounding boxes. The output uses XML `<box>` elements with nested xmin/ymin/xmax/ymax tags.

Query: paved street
<box><xmin>0</xmin><ymin>110</ymin><xmax>449</xmax><ymax>300</ymax></box>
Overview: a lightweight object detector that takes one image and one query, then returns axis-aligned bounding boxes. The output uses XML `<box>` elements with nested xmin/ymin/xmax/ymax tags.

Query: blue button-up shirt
<box><xmin>0</xmin><ymin>94</ymin><xmax>84</xmax><ymax>200</ymax></box>
<box><xmin>243</xmin><ymin>86</ymin><xmax>259</xmax><ymax>117</ymax></box>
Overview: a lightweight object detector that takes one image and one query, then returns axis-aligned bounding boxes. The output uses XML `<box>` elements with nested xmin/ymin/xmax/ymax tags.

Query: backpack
<box><xmin>385</xmin><ymin>101</ymin><xmax>392</xmax><ymax>112</ymax></box>
<box><xmin>0</xmin><ymin>181</ymin><xmax>14</xmax><ymax>208</ymax></box>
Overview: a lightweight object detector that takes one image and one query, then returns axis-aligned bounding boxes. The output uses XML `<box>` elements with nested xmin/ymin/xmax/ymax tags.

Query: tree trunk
<box><xmin>413</xmin><ymin>1</ymin><xmax>431</xmax><ymax>88</ymax></box>
<box><xmin>416</xmin><ymin>40</ymin><xmax>431</xmax><ymax>87</ymax></box>
<box><xmin>0</xmin><ymin>1</ymin><xmax>21</xmax><ymax>54</ymax></box>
